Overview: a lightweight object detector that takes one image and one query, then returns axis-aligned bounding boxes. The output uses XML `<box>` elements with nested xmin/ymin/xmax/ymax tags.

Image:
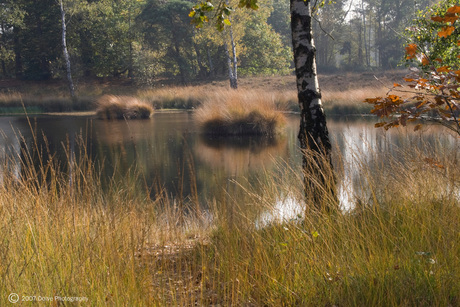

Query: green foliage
<box><xmin>405</xmin><ymin>0</ymin><xmax>460</xmax><ymax>70</ymax></box>
<box><xmin>16</xmin><ymin>0</ymin><xmax>61</xmax><ymax>80</ymax></box>
<box><xmin>239</xmin><ymin>18</ymin><xmax>291</xmax><ymax>76</ymax></box>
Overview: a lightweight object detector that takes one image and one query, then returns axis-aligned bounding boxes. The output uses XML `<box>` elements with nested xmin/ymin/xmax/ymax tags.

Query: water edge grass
<box><xmin>0</xmin><ymin>121</ymin><xmax>458</xmax><ymax>305</ymax></box>
<box><xmin>95</xmin><ymin>95</ymin><xmax>153</xmax><ymax>120</ymax></box>
<box><xmin>0</xmin><ymin>73</ymin><xmax>405</xmax><ymax>115</ymax></box>
<box><xmin>194</xmin><ymin>90</ymin><xmax>287</xmax><ymax>136</ymax></box>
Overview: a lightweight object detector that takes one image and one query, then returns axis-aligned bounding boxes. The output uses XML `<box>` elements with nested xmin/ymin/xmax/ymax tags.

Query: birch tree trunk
<box><xmin>60</xmin><ymin>0</ymin><xmax>76</xmax><ymax>100</ymax></box>
<box><xmin>223</xmin><ymin>31</ymin><xmax>237</xmax><ymax>89</ymax></box>
<box><xmin>229</xmin><ymin>24</ymin><xmax>237</xmax><ymax>89</ymax></box>
<box><xmin>291</xmin><ymin>0</ymin><xmax>335</xmax><ymax>209</ymax></box>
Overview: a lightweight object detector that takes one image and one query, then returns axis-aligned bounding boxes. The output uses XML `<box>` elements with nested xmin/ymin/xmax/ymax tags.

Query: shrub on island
<box><xmin>96</xmin><ymin>95</ymin><xmax>153</xmax><ymax>120</ymax></box>
<box><xmin>195</xmin><ymin>92</ymin><xmax>286</xmax><ymax>137</ymax></box>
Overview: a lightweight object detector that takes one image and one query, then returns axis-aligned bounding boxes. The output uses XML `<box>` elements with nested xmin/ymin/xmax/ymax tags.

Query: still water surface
<box><xmin>0</xmin><ymin>112</ymin><xmax>457</xmax><ymax>213</ymax></box>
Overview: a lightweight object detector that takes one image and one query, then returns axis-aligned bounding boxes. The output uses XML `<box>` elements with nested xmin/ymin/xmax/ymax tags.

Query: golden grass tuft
<box><xmin>95</xmin><ymin>95</ymin><xmax>153</xmax><ymax>120</ymax></box>
<box><xmin>194</xmin><ymin>90</ymin><xmax>287</xmax><ymax>136</ymax></box>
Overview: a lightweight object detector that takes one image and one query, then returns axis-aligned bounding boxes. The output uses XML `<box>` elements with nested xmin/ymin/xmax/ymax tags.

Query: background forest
<box><xmin>0</xmin><ymin>0</ymin><xmax>441</xmax><ymax>83</ymax></box>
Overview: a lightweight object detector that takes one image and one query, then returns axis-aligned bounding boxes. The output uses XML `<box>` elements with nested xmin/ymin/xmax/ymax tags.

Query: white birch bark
<box><xmin>291</xmin><ymin>0</ymin><xmax>335</xmax><ymax>208</ymax></box>
<box><xmin>60</xmin><ymin>0</ymin><xmax>75</xmax><ymax>99</ymax></box>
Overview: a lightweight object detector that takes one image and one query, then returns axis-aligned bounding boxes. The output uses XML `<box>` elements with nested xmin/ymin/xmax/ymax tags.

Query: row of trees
<box><xmin>0</xmin><ymin>0</ymin><xmax>291</xmax><ymax>82</ymax></box>
<box><xmin>0</xmin><ymin>0</ymin><xmax>444</xmax><ymax>83</ymax></box>
<box><xmin>312</xmin><ymin>0</ymin><xmax>440</xmax><ymax>71</ymax></box>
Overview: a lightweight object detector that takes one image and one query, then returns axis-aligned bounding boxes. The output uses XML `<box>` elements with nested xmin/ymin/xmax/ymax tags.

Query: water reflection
<box><xmin>329</xmin><ymin>117</ymin><xmax>459</xmax><ymax>211</ymax></box>
<box><xmin>0</xmin><ymin>113</ymin><xmax>457</xmax><ymax>219</ymax></box>
<box><xmin>195</xmin><ymin>136</ymin><xmax>288</xmax><ymax>176</ymax></box>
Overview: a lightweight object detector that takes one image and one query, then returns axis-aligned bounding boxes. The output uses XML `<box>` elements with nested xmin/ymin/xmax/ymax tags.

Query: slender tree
<box><xmin>192</xmin><ymin>0</ymin><xmax>336</xmax><ymax>208</ymax></box>
<box><xmin>59</xmin><ymin>0</ymin><xmax>75</xmax><ymax>99</ymax></box>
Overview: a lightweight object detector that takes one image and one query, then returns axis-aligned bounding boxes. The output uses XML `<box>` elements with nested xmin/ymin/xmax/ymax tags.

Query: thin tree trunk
<box><xmin>229</xmin><ymin>25</ymin><xmax>237</xmax><ymax>88</ymax></box>
<box><xmin>127</xmin><ymin>5</ymin><xmax>134</xmax><ymax>79</ymax></box>
<box><xmin>223</xmin><ymin>39</ymin><xmax>236</xmax><ymax>89</ymax></box>
<box><xmin>13</xmin><ymin>26</ymin><xmax>22</xmax><ymax>79</ymax></box>
<box><xmin>290</xmin><ymin>0</ymin><xmax>335</xmax><ymax>209</ymax></box>
<box><xmin>207</xmin><ymin>48</ymin><xmax>214</xmax><ymax>77</ymax></box>
<box><xmin>1</xmin><ymin>22</ymin><xmax>7</xmax><ymax>78</ymax></box>
<box><xmin>223</xmin><ymin>0</ymin><xmax>237</xmax><ymax>89</ymax></box>
<box><xmin>361</xmin><ymin>0</ymin><xmax>369</xmax><ymax>67</ymax></box>
<box><xmin>357</xmin><ymin>21</ymin><xmax>363</xmax><ymax>67</ymax></box>
<box><xmin>223</xmin><ymin>28</ymin><xmax>237</xmax><ymax>89</ymax></box>
<box><xmin>60</xmin><ymin>0</ymin><xmax>76</xmax><ymax>100</ymax></box>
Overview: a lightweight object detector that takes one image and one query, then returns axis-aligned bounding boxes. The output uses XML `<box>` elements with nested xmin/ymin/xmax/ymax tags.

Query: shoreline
<box><xmin>0</xmin><ymin>70</ymin><xmax>407</xmax><ymax>116</ymax></box>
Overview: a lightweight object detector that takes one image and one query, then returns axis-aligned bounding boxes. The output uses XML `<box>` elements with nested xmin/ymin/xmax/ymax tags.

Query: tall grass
<box><xmin>0</xmin><ymin>133</ymin><xmax>209</xmax><ymax>305</ymax></box>
<box><xmin>0</xmin><ymin>124</ymin><xmax>458</xmax><ymax>305</ymax></box>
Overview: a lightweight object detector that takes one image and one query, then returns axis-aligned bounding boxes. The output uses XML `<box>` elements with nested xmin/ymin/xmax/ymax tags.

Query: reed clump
<box><xmin>194</xmin><ymin>90</ymin><xmax>287</xmax><ymax>136</ymax></box>
<box><xmin>95</xmin><ymin>95</ymin><xmax>153</xmax><ymax>119</ymax></box>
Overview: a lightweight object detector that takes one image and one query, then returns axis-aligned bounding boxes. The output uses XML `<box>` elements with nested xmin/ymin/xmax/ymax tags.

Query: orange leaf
<box><xmin>404</xmin><ymin>77</ymin><xmax>415</xmax><ymax>82</ymax></box>
<box><xmin>437</xmin><ymin>66</ymin><xmax>450</xmax><ymax>73</ymax></box>
<box><xmin>438</xmin><ymin>26</ymin><xmax>455</xmax><ymax>38</ymax></box>
<box><xmin>388</xmin><ymin>95</ymin><xmax>401</xmax><ymax>102</ymax></box>
<box><xmin>431</xmin><ymin>16</ymin><xmax>444</xmax><ymax>22</ymax></box>
<box><xmin>447</xmin><ymin>5</ymin><xmax>460</xmax><ymax>13</ymax></box>
<box><xmin>405</xmin><ymin>44</ymin><xmax>417</xmax><ymax>59</ymax></box>
<box><xmin>438</xmin><ymin>13</ymin><xmax>459</xmax><ymax>23</ymax></box>
<box><xmin>393</xmin><ymin>83</ymin><xmax>402</xmax><ymax>88</ymax></box>
<box><xmin>421</xmin><ymin>55</ymin><xmax>430</xmax><ymax>66</ymax></box>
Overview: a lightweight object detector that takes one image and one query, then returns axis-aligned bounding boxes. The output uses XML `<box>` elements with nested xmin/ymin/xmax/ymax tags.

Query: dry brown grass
<box><xmin>194</xmin><ymin>89</ymin><xmax>287</xmax><ymax>136</ymax></box>
<box><xmin>95</xmin><ymin>95</ymin><xmax>153</xmax><ymax>120</ymax></box>
<box><xmin>0</xmin><ymin>70</ymin><xmax>409</xmax><ymax>115</ymax></box>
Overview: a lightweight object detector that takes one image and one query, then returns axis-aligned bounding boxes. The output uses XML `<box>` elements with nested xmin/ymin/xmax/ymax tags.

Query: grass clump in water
<box><xmin>96</xmin><ymin>95</ymin><xmax>153</xmax><ymax>119</ymax></box>
<box><xmin>194</xmin><ymin>90</ymin><xmax>286</xmax><ymax>136</ymax></box>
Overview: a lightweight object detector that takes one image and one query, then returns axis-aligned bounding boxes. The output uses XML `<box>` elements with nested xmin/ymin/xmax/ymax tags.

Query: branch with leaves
<box><xmin>365</xmin><ymin>4</ymin><xmax>460</xmax><ymax>137</ymax></box>
<box><xmin>189</xmin><ymin>0</ymin><xmax>258</xmax><ymax>31</ymax></box>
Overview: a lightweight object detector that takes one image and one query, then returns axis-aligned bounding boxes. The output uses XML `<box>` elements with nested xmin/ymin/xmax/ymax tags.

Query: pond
<box><xmin>0</xmin><ymin>112</ymin><xmax>458</xmax><ymax>215</ymax></box>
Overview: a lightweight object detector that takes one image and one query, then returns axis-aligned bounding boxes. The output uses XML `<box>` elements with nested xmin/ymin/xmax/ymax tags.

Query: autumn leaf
<box><xmin>405</xmin><ymin>44</ymin><xmax>417</xmax><ymax>59</ymax></box>
<box><xmin>437</xmin><ymin>66</ymin><xmax>450</xmax><ymax>73</ymax></box>
<box><xmin>388</xmin><ymin>95</ymin><xmax>401</xmax><ymax>102</ymax></box>
<box><xmin>421</xmin><ymin>55</ymin><xmax>430</xmax><ymax>66</ymax></box>
<box><xmin>447</xmin><ymin>5</ymin><xmax>460</xmax><ymax>14</ymax></box>
<box><xmin>393</xmin><ymin>83</ymin><xmax>402</xmax><ymax>88</ymax></box>
<box><xmin>432</xmin><ymin>13</ymin><xmax>459</xmax><ymax>23</ymax></box>
<box><xmin>438</xmin><ymin>26</ymin><xmax>455</xmax><ymax>38</ymax></box>
<box><xmin>431</xmin><ymin>16</ymin><xmax>444</xmax><ymax>22</ymax></box>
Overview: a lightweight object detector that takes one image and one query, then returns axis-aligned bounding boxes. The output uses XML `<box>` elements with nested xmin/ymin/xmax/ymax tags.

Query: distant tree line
<box><xmin>312</xmin><ymin>0</ymin><xmax>440</xmax><ymax>72</ymax></box>
<box><xmin>0</xmin><ymin>0</ymin><xmax>441</xmax><ymax>83</ymax></box>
